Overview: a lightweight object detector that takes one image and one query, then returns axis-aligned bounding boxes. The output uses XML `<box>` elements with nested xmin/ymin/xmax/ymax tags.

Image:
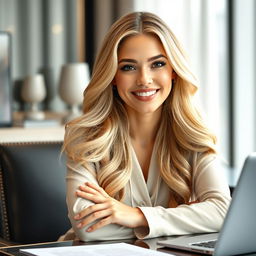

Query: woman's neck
<box><xmin>128</xmin><ymin>109</ymin><xmax>162</xmax><ymax>147</ymax></box>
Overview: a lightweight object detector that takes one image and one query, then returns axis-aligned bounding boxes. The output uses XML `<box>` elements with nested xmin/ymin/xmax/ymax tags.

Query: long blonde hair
<box><xmin>63</xmin><ymin>12</ymin><xmax>216</xmax><ymax>205</ymax></box>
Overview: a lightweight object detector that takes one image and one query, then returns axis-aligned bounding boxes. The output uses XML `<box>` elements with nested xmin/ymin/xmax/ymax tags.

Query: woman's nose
<box><xmin>136</xmin><ymin>68</ymin><xmax>153</xmax><ymax>86</ymax></box>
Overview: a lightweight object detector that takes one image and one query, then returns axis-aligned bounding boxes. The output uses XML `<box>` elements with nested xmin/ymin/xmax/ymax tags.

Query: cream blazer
<box><xmin>61</xmin><ymin>145</ymin><xmax>231</xmax><ymax>242</ymax></box>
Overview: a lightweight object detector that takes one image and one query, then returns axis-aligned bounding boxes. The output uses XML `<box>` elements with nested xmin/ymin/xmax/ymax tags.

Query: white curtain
<box><xmin>232</xmin><ymin>0</ymin><xmax>256</xmax><ymax>172</ymax></box>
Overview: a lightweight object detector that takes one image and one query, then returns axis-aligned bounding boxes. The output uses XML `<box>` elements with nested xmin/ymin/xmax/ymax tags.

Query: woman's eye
<box><xmin>152</xmin><ymin>61</ymin><xmax>166</xmax><ymax>68</ymax></box>
<box><xmin>120</xmin><ymin>65</ymin><xmax>136</xmax><ymax>71</ymax></box>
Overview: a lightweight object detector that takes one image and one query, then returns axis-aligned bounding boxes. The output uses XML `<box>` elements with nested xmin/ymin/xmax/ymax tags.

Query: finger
<box><xmin>85</xmin><ymin>182</ymin><xmax>109</xmax><ymax>197</ymax></box>
<box><xmin>79</xmin><ymin>185</ymin><xmax>98</xmax><ymax>195</ymax></box>
<box><xmin>76</xmin><ymin>190</ymin><xmax>106</xmax><ymax>204</ymax></box>
<box><xmin>77</xmin><ymin>208</ymin><xmax>112</xmax><ymax>229</ymax></box>
<box><xmin>74</xmin><ymin>202</ymin><xmax>108</xmax><ymax>220</ymax></box>
<box><xmin>86</xmin><ymin>216</ymin><xmax>113</xmax><ymax>232</ymax></box>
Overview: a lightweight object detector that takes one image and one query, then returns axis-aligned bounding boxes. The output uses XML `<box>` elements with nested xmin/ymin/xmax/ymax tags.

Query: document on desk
<box><xmin>20</xmin><ymin>242</ymin><xmax>172</xmax><ymax>256</ymax></box>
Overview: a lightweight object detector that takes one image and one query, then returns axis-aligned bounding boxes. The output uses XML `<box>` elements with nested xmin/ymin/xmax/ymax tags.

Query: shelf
<box><xmin>0</xmin><ymin>126</ymin><xmax>65</xmax><ymax>144</ymax></box>
<box><xmin>0</xmin><ymin>111</ymin><xmax>66</xmax><ymax>144</ymax></box>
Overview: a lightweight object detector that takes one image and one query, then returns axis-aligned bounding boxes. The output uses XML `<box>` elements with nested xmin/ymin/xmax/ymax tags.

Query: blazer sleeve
<box><xmin>65</xmin><ymin>157</ymin><xmax>134</xmax><ymax>241</ymax></box>
<box><xmin>134</xmin><ymin>155</ymin><xmax>231</xmax><ymax>239</ymax></box>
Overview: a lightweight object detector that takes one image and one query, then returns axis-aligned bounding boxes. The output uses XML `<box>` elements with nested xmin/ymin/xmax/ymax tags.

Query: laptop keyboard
<box><xmin>191</xmin><ymin>239</ymin><xmax>217</xmax><ymax>248</ymax></box>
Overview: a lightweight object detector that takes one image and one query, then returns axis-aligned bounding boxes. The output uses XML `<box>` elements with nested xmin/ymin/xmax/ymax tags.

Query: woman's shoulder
<box><xmin>66</xmin><ymin>156</ymin><xmax>98</xmax><ymax>179</ymax></box>
<box><xmin>191</xmin><ymin>151</ymin><xmax>219</xmax><ymax>171</ymax></box>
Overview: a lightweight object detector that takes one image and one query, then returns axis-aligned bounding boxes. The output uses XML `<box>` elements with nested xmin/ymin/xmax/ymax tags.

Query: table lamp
<box><xmin>59</xmin><ymin>63</ymin><xmax>90</xmax><ymax>123</ymax></box>
<box><xmin>21</xmin><ymin>74</ymin><xmax>46</xmax><ymax>120</ymax></box>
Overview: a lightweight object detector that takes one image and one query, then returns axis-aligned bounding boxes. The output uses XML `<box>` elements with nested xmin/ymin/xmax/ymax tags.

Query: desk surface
<box><xmin>1</xmin><ymin>237</ymin><xmax>256</xmax><ymax>256</ymax></box>
<box><xmin>0</xmin><ymin>238</ymin><xmax>200</xmax><ymax>256</ymax></box>
<box><xmin>0</xmin><ymin>237</ymin><xmax>256</xmax><ymax>256</ymax></box>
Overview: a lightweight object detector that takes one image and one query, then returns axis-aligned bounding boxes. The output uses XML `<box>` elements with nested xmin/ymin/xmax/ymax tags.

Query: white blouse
<box><xmin>61</xmin><ymin>145</ymin><xmax>231</xmax><ymax>242</ymax></box>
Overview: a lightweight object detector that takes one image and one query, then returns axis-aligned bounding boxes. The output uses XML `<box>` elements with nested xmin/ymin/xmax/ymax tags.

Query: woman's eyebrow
<box><xmin>118</xmin><ymin>58</ymin><xmax>137</xmax><ymax>64</ymax></box>
<box><xmin>148</xmin><ymin>54</ymin><xmax>167</xmax><ymax>62</ymax></box>
<box><xmin>118</xmin><ymin>54</ymin><xmax>167</xmax><ymax>64</ymax></box>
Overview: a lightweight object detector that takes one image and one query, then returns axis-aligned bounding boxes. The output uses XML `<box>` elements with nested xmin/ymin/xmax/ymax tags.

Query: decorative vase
<box><xmin>59</xmin><ymin>63</ymin><xmax>90</xmax><ymax>123</ymax></box>
<box><xmin>21</xmin><ymin>74</ymin><xmax>46</xmax><ymax>120</ymax></box>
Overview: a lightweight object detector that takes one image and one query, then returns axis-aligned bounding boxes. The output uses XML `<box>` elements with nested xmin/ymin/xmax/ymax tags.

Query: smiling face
<box><xmin>114</xmin><ymin>33</ymin><xmax>175</xmax><ymax>118</ymax></box>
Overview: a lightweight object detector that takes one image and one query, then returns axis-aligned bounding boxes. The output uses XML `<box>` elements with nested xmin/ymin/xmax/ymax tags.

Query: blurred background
<box><xmin>0</xmin><ymin>0</ymin><xmax>255</xmax><ymax>176</ymax></box>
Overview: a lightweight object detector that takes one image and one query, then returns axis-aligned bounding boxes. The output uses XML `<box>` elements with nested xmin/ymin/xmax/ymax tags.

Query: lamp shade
<box><xmin>58</xmin><ymin>63</ymin><xmax>90</xmax><ymax>105</ymax></box>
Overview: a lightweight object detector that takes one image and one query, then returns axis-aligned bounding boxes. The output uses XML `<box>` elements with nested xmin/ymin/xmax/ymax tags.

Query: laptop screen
<box><xmin>0</xmin><ymin>31</ymin><xmax>12</xmax><ymax>127</ymax></box>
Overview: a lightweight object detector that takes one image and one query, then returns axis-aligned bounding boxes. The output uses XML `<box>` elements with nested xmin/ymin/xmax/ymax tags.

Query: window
<box><xmin>132</xmin><ymin>0</ymin><xmax>256</xmax><ymax>179</ymax></box>
<box><xmin>133</xmin><ymin>0</ymin><xmax>230</xmax><ymax>166</ymax></box>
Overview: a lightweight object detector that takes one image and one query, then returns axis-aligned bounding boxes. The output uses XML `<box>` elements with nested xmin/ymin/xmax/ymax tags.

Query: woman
<box><xmin>61</xmin><ymin>11</ymin><xmax>231</xmax><ymax>242</ymax></box>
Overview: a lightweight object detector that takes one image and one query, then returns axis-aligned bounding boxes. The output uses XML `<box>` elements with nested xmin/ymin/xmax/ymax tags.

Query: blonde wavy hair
<box><xmin>63</xmin><ymin>12</ymin><xmax>216</xmax><ymax>206</ymax></box>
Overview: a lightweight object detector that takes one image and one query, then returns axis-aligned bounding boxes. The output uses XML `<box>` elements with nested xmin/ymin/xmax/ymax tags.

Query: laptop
<box><xmin>158</xmin><ymin>152</ymin><xmax>256</xmax><ymax>256</ymax></box>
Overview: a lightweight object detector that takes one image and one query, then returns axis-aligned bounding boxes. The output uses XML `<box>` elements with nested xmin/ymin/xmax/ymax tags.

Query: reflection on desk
<box><xmin>0</xmin><ymin>237</ymin><xmax>223</xmax><ymax>256</ymax></box>
<box><xmin>0</xmin><ymin>238</ymin><xmax>193</xmax><ymax>256</ymax></box>
<box><xmin>1</xmin><ymin>236</ymin><xmax>256</xmax><ymax>256</ymax></box>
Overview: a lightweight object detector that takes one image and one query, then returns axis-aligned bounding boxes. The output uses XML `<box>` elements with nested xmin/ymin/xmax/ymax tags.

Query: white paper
<box><xmin>20</xmin><ymin>242</ymin><xmax>172</xmax><ymax>256</ymax></box>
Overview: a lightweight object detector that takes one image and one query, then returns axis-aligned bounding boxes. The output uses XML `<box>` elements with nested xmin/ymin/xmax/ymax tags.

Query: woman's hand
<box><xmin>74</xmin><ymin>182</ymin><xmax>148</xmax><ymax>232</ymax></box>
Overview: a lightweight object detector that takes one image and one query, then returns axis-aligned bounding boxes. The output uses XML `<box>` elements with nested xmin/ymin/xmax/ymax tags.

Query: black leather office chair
<box><xmin>0</xmin><ymin>142</ymin><xmax>71</xmax><ymax>244</ymax></box>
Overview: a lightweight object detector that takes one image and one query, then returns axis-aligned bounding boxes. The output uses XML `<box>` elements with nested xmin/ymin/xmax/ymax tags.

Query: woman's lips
<box><xmin>132</xmin><ymin>89</ymin><xmax>159</xmax><ymax>101</ymax></box>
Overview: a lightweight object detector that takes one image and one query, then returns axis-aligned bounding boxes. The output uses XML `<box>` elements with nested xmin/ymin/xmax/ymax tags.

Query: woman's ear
<box><xmin>172</xmin><ymin>71</ymin><xmax>177</xmax><ymax>80</ymax></box>
<box><xmin>112</xmin><ymin>78</ymin><xmax>116</xmax><ymax>86</ymax></box>
<box><xmin>171</xmin><ymin>71</ymin><xmax>177</xmax><ymax>85</ymax></box>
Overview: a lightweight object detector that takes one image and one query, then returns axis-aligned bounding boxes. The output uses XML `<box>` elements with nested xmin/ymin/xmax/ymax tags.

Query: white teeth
<box><xmin>134</xmin><ymin>90</ymin><xmax>157</xmax><ymax>97</ymax></box>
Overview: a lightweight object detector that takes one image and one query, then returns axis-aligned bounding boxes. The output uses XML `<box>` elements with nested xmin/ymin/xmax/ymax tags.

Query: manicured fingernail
<box><xmin>86</xmin><ymin>227</ymin><xmax>92</xmax><ymax>232</ymax></box>
<box><xmin>77</xmin><ymin>223</ymin><xmax>82</xmax><ymax>228</ymax></box>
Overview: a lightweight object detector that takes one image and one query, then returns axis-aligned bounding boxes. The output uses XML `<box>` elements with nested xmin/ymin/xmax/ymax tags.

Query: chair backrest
<box><xmin>0</xmin><ymin>142</ymin><xmax>71</xmax><ymax>244</ymax></box>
